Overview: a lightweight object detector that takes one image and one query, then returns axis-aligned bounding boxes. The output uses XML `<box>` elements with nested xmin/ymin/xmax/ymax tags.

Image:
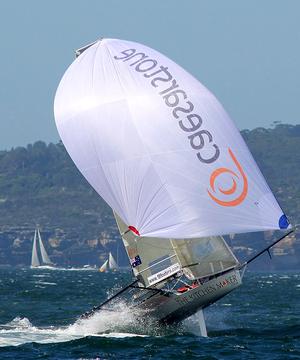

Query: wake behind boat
<box><xmin>54</xmin><ymin>38</ymin><xmax>292</xmax><ymax>334</ymax></box>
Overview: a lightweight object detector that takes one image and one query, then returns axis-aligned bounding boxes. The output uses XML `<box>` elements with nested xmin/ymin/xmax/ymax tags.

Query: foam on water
<box><xmin>34</xmin><ymin>281</ymin><xmax>57</xmax><ymax>286</ymax></box>
<box><xmin>1</xmin><ymin>270</ymin><xmax>298</xmax><ymax>358</ymax></box>
<box><xmin>0</xmin><ymin>302</ymin><xmax>149</xmax><ymax>347</ymax></box>
<box><xmin>52</xmin><ymin>267</ymin><xmax>98</xmax><ymax>272</ymax></box>
<box><xmin>0</xmin><ymin>299</ymin><xmax>239</xmax><ymax>347</ymax></box>
<box><xmin>69</xmin><ymin>301</ymin><xmax>149</xmax><ymax>335</ymax></box>
<box><xmin>32</xmin><ymin>274</ymin><xmax>50</xmax><ymax>278</ymax></box>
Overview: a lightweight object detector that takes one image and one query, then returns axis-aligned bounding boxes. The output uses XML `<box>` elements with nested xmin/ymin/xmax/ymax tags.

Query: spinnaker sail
<box><xmin>54</xmin><ymin>38</ymin><xmax>289</xmax><ymax>239</ymax></box>
<box><xmin>55</xmin><ymin>38</ymin><xmax>293</xmax><ymax>331</ymax></box>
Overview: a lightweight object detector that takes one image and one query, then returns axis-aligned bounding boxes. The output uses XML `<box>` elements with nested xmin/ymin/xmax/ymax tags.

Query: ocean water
<box><xmin>0</xmin><ymin>268</ymin><xmax>299</xmax><ymax>359</ymax></box>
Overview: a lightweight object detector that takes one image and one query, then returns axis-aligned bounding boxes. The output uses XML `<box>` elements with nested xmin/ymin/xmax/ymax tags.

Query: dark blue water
<box><xmin>0</xmin><ymin>268</ymin><xmax>299</xmax><ymax>359</ymax></box>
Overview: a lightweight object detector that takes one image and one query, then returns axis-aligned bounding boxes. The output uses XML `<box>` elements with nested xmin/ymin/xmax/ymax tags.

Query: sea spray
<box><xmin>0</xmin><ymin>308</ymin><xmax>149</xmax><ymax>348</ymax></box>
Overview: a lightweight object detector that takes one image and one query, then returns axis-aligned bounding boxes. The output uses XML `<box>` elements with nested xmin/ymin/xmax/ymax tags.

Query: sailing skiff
<box><xmin>54</xmin><ymin>38</ymin><xmax>292</xmax><ymax>333</ymax></box>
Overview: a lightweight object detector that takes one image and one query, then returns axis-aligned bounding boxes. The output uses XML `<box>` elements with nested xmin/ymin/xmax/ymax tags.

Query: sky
<box><xmin>0</xmin><ymin>0</ymin><xmax>299</xmax><ymax>150</ymax></box>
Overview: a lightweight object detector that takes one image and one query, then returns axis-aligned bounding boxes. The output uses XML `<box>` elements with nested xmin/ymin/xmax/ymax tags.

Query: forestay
<box><xmin>54</xmin><ymin>38</ymin><xmax>289</xmax><ymax>239</ymax></box>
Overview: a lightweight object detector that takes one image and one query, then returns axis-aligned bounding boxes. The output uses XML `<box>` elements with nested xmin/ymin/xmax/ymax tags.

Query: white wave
<box><xmin>50</xmin><ymin>267</ymin><xmax>98</xmax><ymax>272</ymax></box>
<box><xmin>34</xmin><ymin>281</ymin><xmax>57</xmax><ymax>286</ymax></box>
<box><xmin>4</xmin><ymin>316</ymin><xmax>33</xmax><ymax>329</ymax></box>
<box><xmin>0</xmin><ymin>317</ymin><xmax>79</xmax><ymax>347</ymax></box>
<box><xmin>0</xmin><ymin>304</ymin><xmax>149</xmax><ymax>347</ymax></box>
<box><xmin>30</xmin><ymin>266</ymin><xmax>56</xmax><ymax>270</ymax></box>
<box><xmin>29</xmin><ymin>266</ymin><xmax>97</xmax><ymax>272</ymax></box>
<box><xmin>68</xmin><ymin>301</ymin><xmax>148</xmax><ymax>335</ymax></box>
<box><xmin>94</xmin><ymin>332</ymin><xmax>147</xmax><ymax>338</ymax></box>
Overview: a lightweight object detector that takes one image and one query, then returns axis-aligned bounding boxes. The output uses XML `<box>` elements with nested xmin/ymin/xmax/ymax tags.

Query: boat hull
<box><xmin>30</xmin><ymin>265</ymin><xmax>55</xmax><ymax>270</ymax></box>
<box><xmin>134</xmin><ymin>269</ymin><xmax>242</xmax><ymax>325</ymax></box>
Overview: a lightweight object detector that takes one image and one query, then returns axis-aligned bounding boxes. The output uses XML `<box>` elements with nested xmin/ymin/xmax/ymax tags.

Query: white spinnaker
<box><xmin>54</xmin><ymin>38</ymin><xmax>289</xmax><ymax>239</ymax></box>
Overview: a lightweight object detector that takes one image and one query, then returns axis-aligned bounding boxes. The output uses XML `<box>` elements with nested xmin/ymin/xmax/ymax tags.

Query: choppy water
<box><xmin>0</xmin><ymin>268</ymin><xmax>299</xmax><ymax>359</ymax></box>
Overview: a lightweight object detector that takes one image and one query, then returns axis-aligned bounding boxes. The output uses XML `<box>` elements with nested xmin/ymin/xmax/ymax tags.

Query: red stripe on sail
<box><xmin>128</xmin><ymin>226</ymin><xmax>140</xmax><ymax>236</ymax></box>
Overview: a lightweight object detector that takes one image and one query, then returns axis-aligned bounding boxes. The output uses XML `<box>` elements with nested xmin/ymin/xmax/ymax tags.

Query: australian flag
<box><xmin>130</xmin><ymin>255</ymin><xmax>142</xmax><ymax>268</ymax></box>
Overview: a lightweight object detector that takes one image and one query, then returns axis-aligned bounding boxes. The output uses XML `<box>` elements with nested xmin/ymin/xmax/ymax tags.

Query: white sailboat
<box><xmin>109</xmin><ymin>252</ymin><xmax>119</xmax><ymax>271</ymax></box>
<box><xmin>30</xmin><ymin>228</ymin><xmax>54</xmax><ymax>269</ymax></box>
<box><xmin>54</xmin><ymin>38</ymin><xmax>292</xmax><ymax>333</ymax></box>
<box><xmin>99</xmin><ymin>252</ymin><xmax>119</xmax><ymax>272</ymax></box>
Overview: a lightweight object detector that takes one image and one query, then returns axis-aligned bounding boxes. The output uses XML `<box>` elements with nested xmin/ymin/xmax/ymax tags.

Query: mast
<box><xmin>31</xmin><ymin>229</ymin><xmax>40</xmax><ymax>267</ymax></box>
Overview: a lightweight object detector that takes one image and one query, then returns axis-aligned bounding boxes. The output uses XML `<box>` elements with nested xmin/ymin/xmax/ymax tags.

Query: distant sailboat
<box><xmin>99</xmin><ymin>259</ymin><xmax>108</xmax><ymax>272</ymax></box>
<box><xmin>31</xmin><ymin>228</ymin><xmax>54</xmax><ymax>268</ymax></box>
<box><xmin>99</xmin><ymin>252</ymin><xmax>118</xmax><ymax>272</ymax></box>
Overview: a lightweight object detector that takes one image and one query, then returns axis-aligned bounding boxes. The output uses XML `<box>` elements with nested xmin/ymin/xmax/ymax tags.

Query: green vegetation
<box><xmin>0</xmin><ymin>124</ymin><xmax>299</xmax><ymax>267</ymax></box>
<box><xmin>241</xmin><ymin>124</ymin><xmax>300</xmax><ymax>225</ymax></box>
<box><xmin>0</xmin><ymin>141</ymin><xmax>112</xmax><ymax>234</ymax></box>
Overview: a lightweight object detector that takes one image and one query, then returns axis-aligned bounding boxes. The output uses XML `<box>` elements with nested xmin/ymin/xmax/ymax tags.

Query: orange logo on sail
<box><xmin>207</xmin><ymin>148</ymin><xmax>248</xmax><ymax>207</ymax></box>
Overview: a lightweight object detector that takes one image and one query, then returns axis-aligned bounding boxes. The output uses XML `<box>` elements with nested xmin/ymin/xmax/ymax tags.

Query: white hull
<box><xmin>84</xmin><ymin>269</ymin><xmax>242</xmax><ymax>327</ymax></box>
<box><xmin>30</xmin><ymin>265</ymin><xmax>55</xmax><ymax>270</ymax></box>
<box><xmin>133</xmin><ymin>269</ymin><xmax>241</xmax><ymax>324</ymax></box>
